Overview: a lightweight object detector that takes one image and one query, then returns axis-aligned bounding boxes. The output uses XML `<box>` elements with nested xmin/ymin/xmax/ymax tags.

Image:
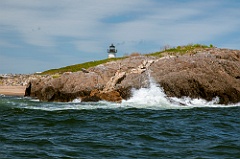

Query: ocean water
<box><xmin>0</xmin><ymin>82</ymin><xmax>240</xmax><ymax>158</ymax></box>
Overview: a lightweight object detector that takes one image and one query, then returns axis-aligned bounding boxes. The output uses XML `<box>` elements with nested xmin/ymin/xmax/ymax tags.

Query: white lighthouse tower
<box><xmin>107</xmin><ymin>44</ymin><xmax>117</xmax><ymax>58</ymax></box>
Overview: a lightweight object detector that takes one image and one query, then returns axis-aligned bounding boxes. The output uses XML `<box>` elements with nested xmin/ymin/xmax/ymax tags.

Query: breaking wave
<box><xmin>1</xmin><ymin>77</ymin><xmax>239</xmax><ymax>111</ymax></box>
<box><xmin>122</xmin><ymin>77</ymin><xmax>239</xmax><ymax>109</ymax></box>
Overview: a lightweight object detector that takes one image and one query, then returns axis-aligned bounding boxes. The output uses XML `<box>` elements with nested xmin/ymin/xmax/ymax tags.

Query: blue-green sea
<box><xmin>1</xmin><ymin>83</ymin><xmax>240</xmax><ymax>158</ymax></box>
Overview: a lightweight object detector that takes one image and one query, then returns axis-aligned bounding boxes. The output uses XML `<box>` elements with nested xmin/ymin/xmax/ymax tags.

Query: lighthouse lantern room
<box><xmin>107</xmin><ymin>44</ymin><xmax>117</xmax><ymax>58</ymax></box>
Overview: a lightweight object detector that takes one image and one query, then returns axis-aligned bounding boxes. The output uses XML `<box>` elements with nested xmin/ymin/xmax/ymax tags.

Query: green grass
<box><xmin>41</xmin><ymin>57</ymin><xmax>126</xmax><ymax>75</ymax></box>
<box><xmin>41</xmin><ymin>44</ymin><xmax>214</xmax><ymax>75</ymax></box>
<box><xmin>148</xmin><ymin>44</ymin><xmax>212</xmax><ymax>57</ymax></box>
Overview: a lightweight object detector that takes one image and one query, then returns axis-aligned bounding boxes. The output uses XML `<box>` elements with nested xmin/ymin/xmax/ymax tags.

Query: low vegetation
<box><xmin>41</xmin><ymin>57</ymin><xmax>126</xmax><ymax>75</ymax></box>
<box><xmin>41</xmin><ymin>44</ymin><xmax>214</xmax><ymax>75</ymax></box>
<box><xmin>148</xmin><ymin>44</ymin><xmax>213</xmax><ymax>57</ymax></box>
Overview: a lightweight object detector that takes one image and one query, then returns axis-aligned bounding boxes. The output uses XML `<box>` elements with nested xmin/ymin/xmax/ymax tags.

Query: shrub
<box><xmin>129</xmin><ymin>52</ymin><xmax>141</xmax><ymax>56</ymax></box>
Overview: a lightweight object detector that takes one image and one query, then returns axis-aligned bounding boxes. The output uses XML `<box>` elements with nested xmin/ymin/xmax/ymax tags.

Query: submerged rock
<box><xmin>25</xmin><ymin>48</ymin><xmax>240</xmax><ymax>104</ymax></box>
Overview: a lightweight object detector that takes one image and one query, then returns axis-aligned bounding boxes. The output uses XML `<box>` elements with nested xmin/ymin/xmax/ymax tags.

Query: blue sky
<box><xmin>0</xmin><ymin>0</ymin><xmax>240</xmax><ymax>74</ymax></box>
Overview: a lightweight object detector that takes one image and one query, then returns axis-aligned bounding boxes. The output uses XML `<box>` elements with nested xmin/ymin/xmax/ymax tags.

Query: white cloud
<box><xmin>0</xmin><ymin>0</ymin><xmax>152</xmax><ymax>48</ymax></box>
<box><xmin>1</xmin><ymin>0</ymin><xmax>239</xmax><ymax>48</ymax></box>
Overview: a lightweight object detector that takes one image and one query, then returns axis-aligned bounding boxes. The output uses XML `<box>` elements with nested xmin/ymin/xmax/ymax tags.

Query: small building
<box><xmin>107</xmin><ymin>44</ymin><xmax>117</xmax><ymax>58</ymax></box>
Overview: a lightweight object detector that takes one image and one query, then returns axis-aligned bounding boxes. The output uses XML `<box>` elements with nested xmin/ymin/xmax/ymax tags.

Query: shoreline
<box><xmin>0</xmin><ymin>86</ymin><xmax>26</xmax><ymax>96</ymax></box>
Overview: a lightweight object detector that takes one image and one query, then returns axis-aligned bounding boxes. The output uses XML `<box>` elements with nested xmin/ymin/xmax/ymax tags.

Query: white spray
<box><xmin>122</xmin><ymin>69</ymin><xmax>238</xmax><ymax>109</ymax></box>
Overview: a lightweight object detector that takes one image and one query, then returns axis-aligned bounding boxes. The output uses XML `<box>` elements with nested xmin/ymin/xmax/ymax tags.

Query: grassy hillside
<box><xmin>147</xmin><ymin>44</ymin><xmax>212</xmax><ymax>57</ymax></box>
<box><xmin>41</xmin><ymin>44</ymin><xmax>213</xmax><ymax>75</ymax></box>
<box><xmin>41</xmin><ymin>57</ymin><xmax>126</xmax><ymax>75</ymax></box>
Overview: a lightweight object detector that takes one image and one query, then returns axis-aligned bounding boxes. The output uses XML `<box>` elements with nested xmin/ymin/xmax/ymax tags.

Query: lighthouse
<box><xmin>107</xmin><ymin>44</ymin><xmax>117</xmax><ymax>58</ymax></box>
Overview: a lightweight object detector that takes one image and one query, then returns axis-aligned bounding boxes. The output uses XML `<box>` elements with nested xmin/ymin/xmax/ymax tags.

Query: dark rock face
<box><xmin>25</xmin><ymin>48</ymin><xmax>240</xmax><ymax>104</ymax></box>
<box><xmin>24</xmin><ymin>82</ymin><xmax>31</xmax><ymax>96</ymax></box>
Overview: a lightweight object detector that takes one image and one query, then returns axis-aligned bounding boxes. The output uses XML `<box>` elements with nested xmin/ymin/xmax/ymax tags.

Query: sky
<box><xmin>0</xmin><ymin>0</ymin><xmax>240</xmax><ymax>74</ymax></box>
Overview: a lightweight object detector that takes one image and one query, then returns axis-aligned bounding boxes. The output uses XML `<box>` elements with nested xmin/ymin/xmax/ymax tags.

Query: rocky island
<box><xmin>23</xmin><ymin>45</ymin><xmax>240</xmax><ymax>105</ymax></box>
<box><xmin>1</xmin><ymin>45</ymin><xmax>240</xmax><ymax>104</ymax></box>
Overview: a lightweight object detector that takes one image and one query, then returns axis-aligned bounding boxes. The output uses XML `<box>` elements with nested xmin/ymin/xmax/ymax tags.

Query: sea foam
<box><xmin>122</xmin><ymin>76</ymin><xmax>239</xmax><ymax>109</ymax></box>
<box><xmin>122</xmin><ymin>77</ymin><xmax>172</xmax><ymax>109</ymax></box>
<box><xmin>2</xmin><ymin>75</ymin><xmax>239</xmax><ymax>111</ymax></box>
